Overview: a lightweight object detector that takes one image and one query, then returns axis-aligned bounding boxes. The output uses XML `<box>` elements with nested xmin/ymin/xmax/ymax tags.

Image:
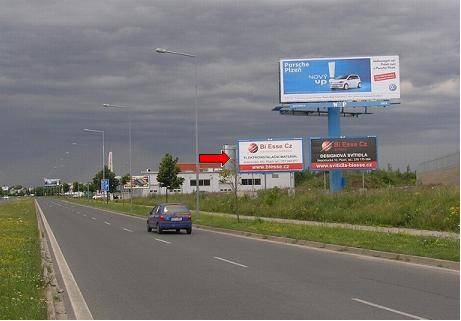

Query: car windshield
<box><xmin>335</xmin><ymin>75</ymin><xmax>349</xmax><ymax>80</ymax></box>
<box><xmin>164</xmin><ymin>205</ymin><xmax>189</xmax><ymax>213</ymax></box>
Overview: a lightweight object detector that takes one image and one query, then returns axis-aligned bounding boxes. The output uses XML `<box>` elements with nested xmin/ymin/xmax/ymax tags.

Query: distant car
<box><xmin>3</xmin><ymin>196</ymin><xmax>9</xmax><ymax>199</ymax></box>
<box><xmin>92</xmin><ymin>194</ymin><xmax>104</xmax><ymax>200</ymax></box>
<box><xmin>329</xmin><ymin>74</ymin><xmax>361</xmax><ymax>90</ymax></box>
<box><xmin>147</xmin><ymin>203</ymin><xmax>192</xmax><ymax>234</ymax></box>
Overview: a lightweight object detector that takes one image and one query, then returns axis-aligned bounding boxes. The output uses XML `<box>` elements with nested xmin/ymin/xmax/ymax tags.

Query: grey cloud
<box><xmin>0</xmin><ymin>0</ymin><xmax>458</xmax><ymax>185</ymax></box>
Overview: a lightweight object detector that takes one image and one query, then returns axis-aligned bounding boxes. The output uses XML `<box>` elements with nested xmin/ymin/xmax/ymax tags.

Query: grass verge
<box><xmin>63</xmin><ymin>197</ymin><xmax>459</xmax><ymax>262</ymax></box>
<box><xmin>193</xmin><ymin>214</ymin><xmax>459</xmax><ymax>262</ymax></box>
<box><xmin>0</xmin><ymin>199</ymin><xmax>47</xmax><ymax>319</ymax></box>
<box><xmin>131</xmin><ymin>186</ymin><xmax>460</xmax><ymax>232</ymax></box>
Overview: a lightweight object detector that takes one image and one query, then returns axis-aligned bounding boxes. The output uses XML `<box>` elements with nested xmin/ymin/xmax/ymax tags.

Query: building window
<box><xmin>272</xmin><ymin>173</ymin><xmax>279</xmax><ymax>178</ymax></box>
<box><xmin>190</xmin><ymin>179</ymin><xmax>211</xmax><ymax>187</ymax></box>
<box><xmin>241</xmin><ymin>179</ymin><xmax>261</xmax><ymax>186</ymax></box>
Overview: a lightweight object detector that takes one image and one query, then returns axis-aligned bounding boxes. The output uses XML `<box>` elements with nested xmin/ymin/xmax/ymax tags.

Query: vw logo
<box><xmin>389</xmin><ymin>83</ymin><xmax>397</xmax><ymax>91</ymax></box>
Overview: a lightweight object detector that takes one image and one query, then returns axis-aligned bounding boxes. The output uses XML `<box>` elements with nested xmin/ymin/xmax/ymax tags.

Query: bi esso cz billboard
<box><xmin>279</xmin><ymin>56</ymin><xmax>400</xmax><ymax>103</ymax></box>
<box><xmin>310</xmin><ymin>137</ymin><xmax>377</xmax><ymax>171</ymax></box>
<box><xmin>238</xmin><ymin>138</ymin><xmax>304</xmax><ymax>172</ymax></box>
<box><xmin>44</xmin><ymin>178</ymin><xmax>61</xmax><ymax>187</ymax></box>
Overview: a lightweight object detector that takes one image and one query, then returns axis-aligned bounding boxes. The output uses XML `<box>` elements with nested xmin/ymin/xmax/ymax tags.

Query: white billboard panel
<box><xmin>44</xmin><ymin>178</ymin><xmax>61</xmax><ymax>187</ymax></box>
<box><xmin>279</xmin><ymin>56</ymin><xmax>400</xmax><ymax>103</ymax></box>
<box><xmin>238</xmin><ymin>138</ymin><xmax>304</xmax><ymax>173</ymax></box>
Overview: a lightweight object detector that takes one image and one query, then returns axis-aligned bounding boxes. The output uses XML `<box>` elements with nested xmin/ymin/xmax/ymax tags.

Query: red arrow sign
<box><xmin>199</xmin><ymin>151</ymin><xmax>230</xmax><ymax>166</ymax></box>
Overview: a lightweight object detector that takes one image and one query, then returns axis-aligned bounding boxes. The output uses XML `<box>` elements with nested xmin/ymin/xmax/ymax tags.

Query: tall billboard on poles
<box><xmin>310</xmin><ymin>137</ymin><xmax>378</xmax><ymax>171</ymax></box>
<box><xmin>238</xmin><ymin>138</ymin><xmax>304</xmax><ymax>172</ymax></box>
<box><xmin>279</xmin><ymin>56</ymin><xmax>400</xmax><ymax>103</ymax></box>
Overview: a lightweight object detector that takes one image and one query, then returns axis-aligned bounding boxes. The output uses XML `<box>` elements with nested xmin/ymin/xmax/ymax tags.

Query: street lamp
<box><xmin>101</xmin><ymin>103</ymin><xmax>133</xmax><ymax>212</ymax></box>
<box><xmin>83</xmin><ymin>128</ymin><xmax>105</xmax><ymax>198</ymax></box>
<box><xmin>154</xmin><ymin>47</ymin><xmax>200</xmax><ymax>217</ymax></box>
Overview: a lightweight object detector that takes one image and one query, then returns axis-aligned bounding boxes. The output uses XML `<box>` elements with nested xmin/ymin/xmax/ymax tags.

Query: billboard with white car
<box><xmin>279</xmin><ymin>56</ymin><xmax>400</xmax><ymax>103</ymax></box>
<box><xmin>238</xmin><ymin>138</ymin><xmax>304</xmax><ymax>173</ymax></box>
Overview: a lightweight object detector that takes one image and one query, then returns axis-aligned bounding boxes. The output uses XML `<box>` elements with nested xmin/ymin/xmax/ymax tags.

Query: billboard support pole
<box><xmin>328</xmin><ymin>107</ymin><xmax>343</xmax><ymax>193</ymax></box>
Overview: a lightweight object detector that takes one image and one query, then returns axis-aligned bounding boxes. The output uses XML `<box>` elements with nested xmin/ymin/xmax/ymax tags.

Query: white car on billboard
<box><xmin>329</xmin><ymin>74</ymin><xmax>361</xmax><ymax>90</ymax></box>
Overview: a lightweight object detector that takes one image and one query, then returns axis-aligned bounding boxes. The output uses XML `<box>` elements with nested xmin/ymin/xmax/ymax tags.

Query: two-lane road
<box><xmin>37</xmin><ymin>198</ymin><xmax>459</xmax><ymax>319</ymax></box>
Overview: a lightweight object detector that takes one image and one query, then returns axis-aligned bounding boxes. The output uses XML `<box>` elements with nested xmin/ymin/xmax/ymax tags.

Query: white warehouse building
<box><xmin>133</xmin><ymin>163</ymin><xmax>294</xmax><ymax>197</ymax></box>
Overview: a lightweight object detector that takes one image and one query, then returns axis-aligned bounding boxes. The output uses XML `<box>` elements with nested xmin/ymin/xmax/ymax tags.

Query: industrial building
<box><xmin>129</xmin><ymin>163</ymin><xmax>294</xmax><ymax>197</ymax></box>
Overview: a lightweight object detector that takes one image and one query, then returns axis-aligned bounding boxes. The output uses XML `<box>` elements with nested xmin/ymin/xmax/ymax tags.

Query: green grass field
<box><xmin>64</xmin><ymin>197</ymin><xmax>459</xmax><ymax>262</ymax></box>
<box><xmin>131</xmin><ymin>186</ymin><xmax>460</xmax><ymax>232</ymax></box>
<box><xmin>0</xmin><ymin>199</ymin><xmax>47</xmax><ymax>319</ymax></box>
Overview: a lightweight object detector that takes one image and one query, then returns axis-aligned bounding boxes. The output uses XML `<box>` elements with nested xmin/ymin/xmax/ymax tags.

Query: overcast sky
<box><xmin>0</xmin><ymin>0</ymin><xmax>459</xmax><ymax>186</ymax></box>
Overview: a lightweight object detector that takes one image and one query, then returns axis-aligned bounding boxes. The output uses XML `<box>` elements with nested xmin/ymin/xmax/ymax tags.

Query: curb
<box><xmin>35</xmin><ymin>201</ymin><xmax>68</xmax><ymax>320</ymax></box>
<box><xmin>194</xmin><ymin>224</ymin><xmax>460</xmax><ymax>271</ymax></box>
<box><xmin>199</xmin><ymin>211</ymin><xmax>459</xmax><ymax>239</ymax></box>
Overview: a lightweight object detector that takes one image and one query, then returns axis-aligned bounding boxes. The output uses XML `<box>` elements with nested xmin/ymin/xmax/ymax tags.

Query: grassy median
<box><xmin>63</xmin><ymin>197</ymin><xmax>459</xmax><ymax>262</ymax></box>
<box><xmin>132</xmin><ymin>186</ymin><xmax>460</xmax><ymax>232</ymax></box>
<box><xmin>0</xmin><ymin>198</ymin><xmax>47</xmax><ymax>319</ymax></box>
<box><xmin>194</xmin><ymin>214</ymin><xmax>459</xmax><ymax>262</ymax></box>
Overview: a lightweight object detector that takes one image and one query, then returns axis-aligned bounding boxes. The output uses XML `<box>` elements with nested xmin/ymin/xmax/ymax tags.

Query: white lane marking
<box><xmin>213</xmin><ymin>256</ymin><xmax>248</xmax><ymax>268</ymax></box>
<box><xmin>104</xmin><ymin>221</ymin><xmax>111</xmax><ymax>225</ymax></box>
<box><xmin>83</xmin><ymin>214</ymin><xmax>87</xmax><ymax>217</ymax></box>
<box><xmin>91</xmin><ymin>217</ymin><xmax>96</xmax><ymax>220</ymax></box>
<box><xmin>35</xmin><ymin>200</ymin><xmax>93</xmax><ymax>319</ymax></box>
<box><xmin>196</xmin><ymin>227</ymin><xmax>458</xmax><ymax>274</ymax></box>
<box><xmin>154</xmin><ymin>238</ymin><xmax>171</xmax><ymax>244</ymax></box>
<box><xmin>122</xmin><ymin>228</ymin><xmax>133</xmax><ymax>232</ymax></box>
<box><xmin>352</xmin><ymin>298</ymin><xmax>426</xmax><ymax>320</ymax></box>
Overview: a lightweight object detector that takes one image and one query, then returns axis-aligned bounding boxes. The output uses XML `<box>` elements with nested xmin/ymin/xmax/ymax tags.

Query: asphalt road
<box><xmin>37</xmin><ymin>198</ymin><xmax>460</xmax><ymax>319</ymax></box>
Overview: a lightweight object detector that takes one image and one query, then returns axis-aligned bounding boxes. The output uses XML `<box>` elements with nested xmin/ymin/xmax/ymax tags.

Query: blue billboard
<box><xmin>279</xmin><ymin>56</ymin><xmax>400</xmax><ymax>103</ymax></box>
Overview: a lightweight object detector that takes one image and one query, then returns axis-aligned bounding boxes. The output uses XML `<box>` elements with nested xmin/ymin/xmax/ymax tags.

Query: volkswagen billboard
<box><xmin>280</xmin><ymin>56</ymin><xmax>400</xmax><ymax>103</ymax></box>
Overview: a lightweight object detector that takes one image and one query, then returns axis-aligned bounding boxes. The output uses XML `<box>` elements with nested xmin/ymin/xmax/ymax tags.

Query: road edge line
<box><xmin>35</xmin><ymin>199</ymin><xmax>93</xmax><ymax>320</ymax></box>
<box><xmin>194</xmin><ymin>224</ymin><xmax>459</xmax><ymax>272</ymax></box>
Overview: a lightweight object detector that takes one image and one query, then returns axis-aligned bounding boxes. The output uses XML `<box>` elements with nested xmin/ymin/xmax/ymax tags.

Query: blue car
<box><xmin>147</xmin><ymin>203</ymin><xmax>192</xmax><ymax>234</ymax></box>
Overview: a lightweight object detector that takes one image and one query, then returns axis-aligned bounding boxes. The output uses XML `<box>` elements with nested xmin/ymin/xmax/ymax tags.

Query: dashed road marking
<box><xmin>213</xmin><ymin>256</ymin><xmax>248</xmax><ymax>268</ymax></box>
<box><xmin>104</xmin><ymin>221</ymin><xmax>111</xmax><ymax>225</ymax></box>
<box><xmin>122</xmin><ymin>228</ymin><xmax>133</xmax><ymax>232</ymax></box>
<box><xmin>352</xmin><ymin>298</ymin><xmax>426</xmax><ymax>320</ymax></box>
<box><xmin>154</xmin><ymin>238</ymin><xmax>171</xmax><ymax>244</ymax></box>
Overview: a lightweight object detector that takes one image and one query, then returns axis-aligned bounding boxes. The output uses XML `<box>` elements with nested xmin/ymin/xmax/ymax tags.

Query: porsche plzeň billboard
<box><xmin>279</xmin><ymin>56</ymin><xmax>400</xmax><ymax>103</ymax></box>
<box><xmin>310</xmin><ymin>137</ymin><xmax>377</xmax><ymax>171</ymax></box>
<box><xmin>238</xmin><ymin>138</ymin><xmax>304</xmax><ymax>173</ymax></box>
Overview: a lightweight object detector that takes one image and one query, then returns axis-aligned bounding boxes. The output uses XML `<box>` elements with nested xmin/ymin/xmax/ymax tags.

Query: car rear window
<box><xmin>164</xmin><ymin>205</ymin><xmax>189</xmax><ymax>213</ymax></box>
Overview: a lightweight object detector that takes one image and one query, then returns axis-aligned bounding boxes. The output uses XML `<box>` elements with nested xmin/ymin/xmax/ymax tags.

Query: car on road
<box><xmin>3</xmin><ymin>196</ymin><xmax>9</xmax><ymax>199</ymax></box>
<box><xmin>147</xmin><ymin>203</ymin><xmax>192</xmax><ymax>234</ymax></box>
<box><xmin>329</xmin><ymin>74</ymin><xmax>361</xmax><ymax>90</ymax></box>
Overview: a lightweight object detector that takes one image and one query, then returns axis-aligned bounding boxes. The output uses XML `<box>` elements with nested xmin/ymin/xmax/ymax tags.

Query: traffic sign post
<box><xmin>101</xmin><ymin>179</ymin><xmax>109</xmax><ymax>192</ymax></box>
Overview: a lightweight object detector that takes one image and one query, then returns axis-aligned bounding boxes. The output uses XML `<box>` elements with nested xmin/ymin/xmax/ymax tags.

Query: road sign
<box><xmin>101</xmin><ymin>179</ymin><xmax>109</xmax><ymax>192</ymax></box>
